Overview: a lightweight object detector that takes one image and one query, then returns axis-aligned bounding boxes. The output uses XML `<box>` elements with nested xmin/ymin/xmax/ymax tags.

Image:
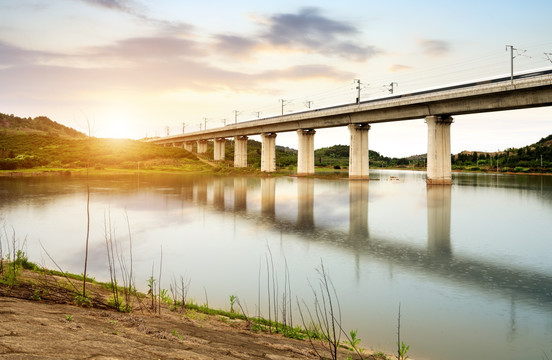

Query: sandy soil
<box><xmin>0</xmin><ymin>270</ymin><xmax>384</xmax><ymax>360</ymax></box>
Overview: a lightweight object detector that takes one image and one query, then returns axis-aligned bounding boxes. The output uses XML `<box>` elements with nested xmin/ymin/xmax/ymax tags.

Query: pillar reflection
<box><xmin>234</xmin><ymin>177</ymin><xmax>247</xmax><ymax>212</ymax></box>
<box><xmin>261</xmin><ymin>177</ymin><xmax>276</xmax><ymax>217</ymax></box>
<box><xmin>213</xmin><ymin>178</ymin><xmax>225</xmax><ymax>210</ymax></box>
<box><xmin>427</xmin><ymin>185</ymin><xmax>452</xmax><ymax>254</ymax></box>
<box><xmin>196</xmin><ymin>181</ymin><xmax>207</xmax><ymax>204</ymax></box>
<box><xmin>297</xmin><ymin>178</ymin><xmax>315</xmax><ymax>229</ymax></box>
<box><xmin>349</xmin><ymin>180</ymin><xmax>369</xmax><ymax>239</ymax></box>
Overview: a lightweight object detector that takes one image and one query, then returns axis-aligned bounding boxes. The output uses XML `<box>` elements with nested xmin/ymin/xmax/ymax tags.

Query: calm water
<box><xmin>1</xmin><ymin>170</ymin><xmax>551</xmax><ymax>360</ymax></box>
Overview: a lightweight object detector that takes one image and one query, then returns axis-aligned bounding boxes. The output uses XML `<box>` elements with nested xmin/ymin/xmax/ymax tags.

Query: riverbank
<box><xmin>0</xmin><ymin>266</ymin><xmax>390</xmax><ymax>360</ymax></box>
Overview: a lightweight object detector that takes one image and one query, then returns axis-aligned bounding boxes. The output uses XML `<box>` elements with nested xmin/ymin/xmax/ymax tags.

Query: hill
<box><xmin>0</xmin><ymin>112</ymin><xmax>203</xmax><ymax>172</ymax></box>
<box><xmin>0</xmin><ymin>113</ymin><xmax>86</xmax><ymax>139</ymax></box>
<box><xmin>312</xmin><ymin>137</ymin><xmax>552</xmax><ymax>173</ymax></box>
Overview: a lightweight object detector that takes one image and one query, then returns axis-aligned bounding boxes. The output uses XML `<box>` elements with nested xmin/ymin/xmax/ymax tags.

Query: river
<box><xmin>0</xmin><ymin>170</ymin><xmax>551</xmax><ymax>360</ymax></box>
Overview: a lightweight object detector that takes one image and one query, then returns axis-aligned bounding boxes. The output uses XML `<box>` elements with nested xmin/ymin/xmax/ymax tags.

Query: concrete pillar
<box><xmin>214</xmin><ymin>138</ymin><xmax>226</xmax><ymax>161</ymax></box>
<box><xmin>427</xmin><ymin>185</ymin><xmax>451</xmax><ymax>254</ymax></box>
<box><xmin>426</xmin><ymin>115</ymin><xmax>453</xmax><ymax>185</ymax></box>
<box><xmin>234</xmin><ymin>177</ymin><xmax>247</xmax><ymax>211</ymax></box>
<box><xmin>297</xmin><ymin>178</ymin><xmax>314</xmax><ymax>229</ymax></box>
<box><xmin>261</xmin><ymin>133</ymin><xmax>277</xmax><ymax>172</ymax></box>
<box><xmin>261</xmin><ymin>177</ymin><xmax>275</xmax><ymax>217</ymax></box>
<box><xmin>297</xmin><ymin>129</ymin><xmax>316</xmax><ymax>175</ymax></box>
<box><xmin>348</xmin><ymin>124</ymin><xmax>370</xmax><ymax>179</ymax></box>
<box><xmin>184</xmin><ymin>141</ymin><xmax>193</xmax><ymax>152</ymax></box>
<box><xmin>349</xmin><ymin>180</ymin><xmax>369</xmax><ymax>239</ymax></box>
<box><xmin>234</xmin><ymin>136</ymin><xmax>248</xmax><ymax>168</ymax></box>
<box><xmin>197</xmin><ymin>140</ymin><xmax>208</xmax><ymax>154</ymax></box>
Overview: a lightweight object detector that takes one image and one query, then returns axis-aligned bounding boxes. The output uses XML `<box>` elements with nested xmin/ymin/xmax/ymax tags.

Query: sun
<box><xmin>101</xmin><ymin>111</ymin><xmax>132</xmax><ymax>139</ymax></box>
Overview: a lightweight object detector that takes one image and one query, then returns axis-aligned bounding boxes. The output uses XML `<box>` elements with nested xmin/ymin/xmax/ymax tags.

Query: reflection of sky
<box><xmin>1</xmin><ymin>172</ymin><xmax>551</xmax><ymax>360</ymax></box>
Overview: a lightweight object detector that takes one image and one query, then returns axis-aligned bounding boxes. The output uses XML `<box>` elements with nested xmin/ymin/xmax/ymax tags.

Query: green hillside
<box><xmin>0</xmin><ymin>113</ymin><xmax>199</xmax><ymax>171</ymax></box>
<box><xmin>0</xmin><ymin>113</ymin><xmax>86</xmax><ymax>139</ymax></box>
<box><xmin>314</xmin><ymin>138</ymin><xmax>552</xmax><ymax>173</ymax></box>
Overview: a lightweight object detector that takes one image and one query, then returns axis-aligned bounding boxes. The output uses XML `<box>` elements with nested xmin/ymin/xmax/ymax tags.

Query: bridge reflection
<box><xmin>182</xmin><ymin>176</ymin><xmax>551</xmax><ymax>310</ymax></box>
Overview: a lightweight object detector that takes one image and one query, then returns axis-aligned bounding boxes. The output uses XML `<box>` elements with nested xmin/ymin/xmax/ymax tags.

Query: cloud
<box><xmin>0</xmin><ymin>41</ymin><xmax>60</xmax><ymax>66</ymax></box>
<box><xmin>213</xmin><ymin>35</ymin><xmax>259</xmax><ymax>58</ymax></box>
<box><xmin>86</xmin><ymin>36</ymin><xmax>206</xmax><ymax>61</ymax></box>
<box><xmin>389</xmin><ymin>64</ymin><xmax>413</xmax><ymax>72</ymax></box>
<box><xmin>78</xmin><ymin>0</ymin><xmax>193</xmax><ymax>33</ymax></box>
<box><xmin>259</xmin><ymin>7</ymin><xmax>381</xmax><ymax>61</ymax></box>
<box><xmin>261</xmin><ymin>64</ymin><xmax>354</xmax><ymax>81</ymax></box>
<box><xmin>79</xmin><ymin>0</ymin><xmax>142</xmax><ymax>15</ymax></box>
<box><xmin>419</xmin><ymin>39</ymin><xmax>450</xmax><ymax>57</ymax></box>
<box><xmin>0</xmin><ymin>38</ymin><xmax>352</xmax><ymax>101</ymax></box>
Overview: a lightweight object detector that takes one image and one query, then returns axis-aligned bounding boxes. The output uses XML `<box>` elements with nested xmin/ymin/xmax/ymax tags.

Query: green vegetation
<box><xmin>315</xmin><ymin>145</ymin><xmax>417</xmax><ymax>169</ymax></box>
<box><xmin>214</xmin><ymin>138</ymin><xmax>297</xmax><ymax>168</ymax></box>
<box><xmin>344</xmin><ymin>329</ymin><xmax>363</xmax><ymax>352</ymax></box>
<box><xmin>451</xmin><ymin>135</ymin><xmax>552</xmax><ymax>173</ymax></box>
<box><xmin>315</xmin><ymin>139</ymin><xmax>552</xmax><ymax>173</ymax></box>
<box><xmin>0</xmin><ymin>112</ymin><xmax>200</xmax><ymax>172</ymax></box>
<box><xmin>397</xmin><ymin>341</ymin><xmax>410</xmax><ymax>360</ymax></box>
<box><xmin>229</xmin><ymin>294</ymin><xmax>237</xmax><ymax>313</ymax></box>
<box><xmin>0</xmin><ymin>113</ymin><xmax>86</xmax><ymax>138</ymax></box>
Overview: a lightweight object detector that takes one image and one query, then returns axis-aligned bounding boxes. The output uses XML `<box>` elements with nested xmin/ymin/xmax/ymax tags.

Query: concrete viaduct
<box><xmin>149</xmin><ymin>72</ymin><xmax>552</xmax><ymax>184</ymax></box>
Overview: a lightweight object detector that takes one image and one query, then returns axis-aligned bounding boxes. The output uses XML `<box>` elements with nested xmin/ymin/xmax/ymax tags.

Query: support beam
<box><xmin>184</xmin><ymin>141</ymin><xmax>193</xmax><ymax>152</ymax></box>
<box><xmin>214</xmin><ymin>138</ymin><xmax>226</xmax><ymax>161</ymax></box>
<box><xmin>426</xmin><ymin>115</ymin><xmax>453</xmax><ymax>185</ymax></box>
<box><xmin>261</xmin><ymin>132</ymin><xmax>277</xmax><ymax>172</ymax></box>
<box><xmin>197</xmin><ymin>140</ymin><xmax>208</xmax><ymax>154</ymax></box>
<box><xmin>348</xmin><ymin>123</ymin><xmax>370</xmax><ymax>179</ymax></box>
<box><xmin>297</xmin><ymin>129</ymin><xmax>316</xmax><ymax>175</ymax></box>
<box><xmin>234</xmin><ymin>136</ymin><xmax>248</xmax><ymax>168</ymax></box>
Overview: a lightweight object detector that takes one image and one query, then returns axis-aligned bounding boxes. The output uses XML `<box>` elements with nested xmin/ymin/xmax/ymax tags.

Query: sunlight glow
<box><xmin>100</xmin><ymin>111</ymin><xmax>132</xmax><ymax>139</ymax></box>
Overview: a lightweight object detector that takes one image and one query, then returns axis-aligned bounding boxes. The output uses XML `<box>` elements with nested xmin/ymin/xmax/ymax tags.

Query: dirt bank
<box><xmin>0</xmin><ymin>269</ymin><xmax>388</xmax><ymax>360</ymax></box>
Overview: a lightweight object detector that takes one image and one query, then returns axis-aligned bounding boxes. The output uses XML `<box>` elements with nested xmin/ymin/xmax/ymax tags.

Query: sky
<box><xmin>1</xmin><ymin>0</ymin><xmax>551</xmax><ymax>157</ymax></box>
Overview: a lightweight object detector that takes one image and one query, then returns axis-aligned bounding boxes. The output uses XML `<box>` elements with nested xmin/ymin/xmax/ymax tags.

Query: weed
<box><xmin>74</xmin><ymin>293</ymin><xmax>92</xmax><ymax>307</ymax></box>
<box><xmin>282</xmin><ymin>325</ymin><xmax>306</xmax><ymax>340</ymax></box>
<box><xmin>30</xmin><ymin>289</ymin><xmax>41</xmax><ymax>301</ymax></box>
<box><xmin>65</xmin><ymin>315</ymin><xmax>73</xmax><ymax>321</ymax></box>
<box><xmin>397</xmin><ymin>304</ymin><xmax>410</xmax><ymax>360</ymax></box>
<box><xmin>373</xmin><ymin>352</ymin><xmax>389</xmax><ymax>360</ymax></box>
<box><xmin>229</xmin><ymin>294</ymin><xmax>237</xmax><ymax>313</ymax></box>
<box><xmin>171</xmin><ymin>329</ymin><xmax>184</xmax><ymax>340</ymax></box>
<box><xmin>345</xmin><ymin>329</ymin><xmax>363</xmax><ymax>352</ymax></box>
<box><xmin>250</xmin><ymin>323</ymin><xmax>267</xmax><ymax>333</ymax></box>
<box><xmin>160</xmin><ymin>288</ymin><xmax>172</xmax><ymax>304</ymax></box>
<box><xmin>397</xmin><ymin>341</ymin><xmax>410</xmax><ymax>360</ymax></box>
<box><xmin>107</xmin><ymin>295</ymin><xmax>131</xmax><ymax>313</ymax></box>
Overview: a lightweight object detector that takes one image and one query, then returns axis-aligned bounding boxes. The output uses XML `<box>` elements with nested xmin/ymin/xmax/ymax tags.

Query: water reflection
<box><xmin>427</xmin><ymin>185</ymin><xmax>451</xmax><ymax>255</ymax></box>
<box><xmin>261</xmin><ymin>177</ymin><xmax>275</xmax><ymax>217</ymax></box>
<box><xmin>297</xmin><ymin>178</ymin><xmax>314</xmax><ymax>229</ymax></box>
<box><xmin>349</xmin><ymin>180</ymin><xmax>369</xmax><ymax>239</ymax></box>
<box><xmin>213</xmin><ymin>178</ymin><xmax>225</xmax><ymax>210</ymax></box>
<box><xmin>196</xmin><ymin>181</ymin><xmax>207</xmax><ymax>204</ymax></box>
<box><xmin>233</xmin><ymin>178</ymin><xmax>247</xmax><ymax>212</ymax></box>
<box><xmin>1</xmin><ymin>172</ymin><xmax>551</xmax><ymax>360</ymax></box>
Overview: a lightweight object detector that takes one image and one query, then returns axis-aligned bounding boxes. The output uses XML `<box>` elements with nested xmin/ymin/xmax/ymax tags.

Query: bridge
<box><xmin>149</xmin><ymin>70</ymin><xmax>552</xmax><ymax>184</ymax></box>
